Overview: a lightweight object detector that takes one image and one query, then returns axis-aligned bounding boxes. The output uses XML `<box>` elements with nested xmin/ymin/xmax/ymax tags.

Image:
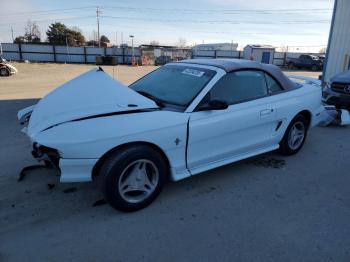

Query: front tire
<box><xmin>279</xmin><ymin>115</ymin><xmax>308</xmax><ymax>155</ymax></box>
<box><xmin>0</xmin><ymin>67</ymin><xmax>10</xmax><ymax>77</ymax></box>
<box><xmin>98</xmin><ymin>145</ymin><xmax>167</xmax><ymax>212</ymax></box>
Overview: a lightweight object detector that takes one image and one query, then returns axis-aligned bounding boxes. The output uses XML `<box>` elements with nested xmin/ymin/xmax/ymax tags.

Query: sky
<box><xmin>0</xmin><ymin>0</ymin><xmax>335</xmax><ymax>51</ymax></box>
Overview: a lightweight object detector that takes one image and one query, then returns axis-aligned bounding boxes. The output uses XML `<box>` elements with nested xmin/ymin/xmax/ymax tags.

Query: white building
<box><xmin>193</xmin><ymin>43</ymin><xmax>238</xmax><ymax>51</ymax></box>
<box><xmin>323</xmin><ymin>0</ymin><xmax>350</xmax><ymax>82</ymax></box>
<box><xmin>243</xmin><ymin>45</ymin><xmax>275</xmax><ymax>64</ymax></box>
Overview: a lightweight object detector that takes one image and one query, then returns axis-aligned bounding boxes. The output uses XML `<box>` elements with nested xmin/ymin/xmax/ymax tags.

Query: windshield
<box><xmin>129</xmin><ymin>65</ymin><xmax>216</xmax><ymax>107</ymax></box>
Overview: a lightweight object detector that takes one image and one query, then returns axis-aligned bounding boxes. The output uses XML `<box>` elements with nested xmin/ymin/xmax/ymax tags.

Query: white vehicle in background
<box><xmin>0</xmin><ymin>56</ymin><xmax>18</xmax><ymax>77</ymax></box>
<box><xmin>18</xmin><ymin>59</ymin><xmax>323</xmax><ymax>212</ymax></box>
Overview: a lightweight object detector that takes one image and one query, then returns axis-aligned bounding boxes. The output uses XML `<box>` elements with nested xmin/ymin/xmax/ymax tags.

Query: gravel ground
<box><xmin>0</xmin><ymin>63</ymin><xmax>349</xmax><ymax>262</ymax></box>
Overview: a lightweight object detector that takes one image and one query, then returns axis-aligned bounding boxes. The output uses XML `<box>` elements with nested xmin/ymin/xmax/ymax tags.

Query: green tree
<box><xmin>46</xmin><ymin>22</ymin><xmax>85</xmax><ymax>46</ymax></box>
<box><xmin>14</xmin><ymin>36</ymin><xmax>25</xmax><ymax>44</ymax></box>
<box><xmin>100</xmin><ymin>35</ymin><xmax>110</xmax><ymax>43</ymax></box>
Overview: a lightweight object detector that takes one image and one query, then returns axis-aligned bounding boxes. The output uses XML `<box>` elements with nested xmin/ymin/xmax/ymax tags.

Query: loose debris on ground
<box><xmin>63</xmin><ymin>187</ymin><xmax>77</xmax><ymax>193</ymax></box>
<box><xmin>92</xmin><ymin>199</ymin><xmax>107</xmax><ymax>207</ymax></box>
<box><xmin>247</xmin><ymin>156</ymin><xmax>286</xmax><ymax>169</ymax></box>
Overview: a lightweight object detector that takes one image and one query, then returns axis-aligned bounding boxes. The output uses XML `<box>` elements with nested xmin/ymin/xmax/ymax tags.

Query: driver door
<box><xmin>187</xmin><ymin>70</ymin><xmax>277</xmax><ymax>174</ymax></box>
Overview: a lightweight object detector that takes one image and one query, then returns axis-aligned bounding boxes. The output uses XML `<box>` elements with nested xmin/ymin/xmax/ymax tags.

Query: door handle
<box><xmin>260</xmin><ymin>109</ymin><xmax>274</xmax><ymax>116</ymax></box>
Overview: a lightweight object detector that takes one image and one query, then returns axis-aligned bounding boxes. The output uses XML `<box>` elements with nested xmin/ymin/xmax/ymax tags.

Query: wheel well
<box><xmin>91</xmin><ymin>141</ymin><xmax>171</xmax><ymax>180</ymax></box>
<box><xmin>298</xmin><ymin>110</ymin><xmax>312</xmax><ymax>128</ymax></box>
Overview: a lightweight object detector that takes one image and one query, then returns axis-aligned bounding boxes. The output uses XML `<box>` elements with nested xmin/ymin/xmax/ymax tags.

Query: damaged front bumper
<box><xmin>31</xmin><ymin>143</ymin><xmax>97</xmax><ymax>183</ymax></box>
<box><xmin>19</xmin><ymin>109</ymin><xmax>97</xmax><ymax>183</ymax></box>
<box><xmin>322</xmin><ymin>88</ymin><xmax>350</xmax><ymax>109</ymax></box>
<box><xmin>32</xmin><ymin>143</ymin><xmax>61</xmax><ymax>168</ymax></box>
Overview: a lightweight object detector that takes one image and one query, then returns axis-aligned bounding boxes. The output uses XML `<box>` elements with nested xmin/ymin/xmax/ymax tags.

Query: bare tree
<box><xmin>24</xmin><ymin>20</ymin><xmax>41</xmax><ymax>43</ymax></box>
<box><xmin>277</xmin><ymin>46</ymin><xmax>289</xmax><ymax>52</ymax></box>
<box><xmin>177</xmin><ymin>38</ymin><xmax>187</xmax><ymax>48</ymax></box>
<box><xmin>71</xmin><ymin>26</ymin><xmax>83</xmax><ymax>34</ymax></box>
<box><xmin>91</xmin><ymin>30</ymin><xmax>97</xmax><ymax>41</ymax></box>
<box><xmin>150</xmin><ymin>40</ymin><xmax>160</xmax><ymax>46</ymax></box>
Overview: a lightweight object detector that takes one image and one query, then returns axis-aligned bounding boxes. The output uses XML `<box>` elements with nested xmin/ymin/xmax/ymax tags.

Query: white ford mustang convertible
<box><xmin>18</xmin><ymin>59</ymin><xmax>323</xmax><ymax>211</ymax></box>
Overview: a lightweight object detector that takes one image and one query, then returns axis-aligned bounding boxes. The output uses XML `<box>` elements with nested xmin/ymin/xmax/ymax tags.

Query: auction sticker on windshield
<box><xmin>182</xmin><ymin>68</ymin><xmax>205</xmax><ymax>77</ymax></box>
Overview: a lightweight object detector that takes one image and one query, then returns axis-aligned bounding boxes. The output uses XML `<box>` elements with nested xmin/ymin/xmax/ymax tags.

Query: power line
<box><xmin>3</xmin><ymin>6</ymin><xmax>95</xmax><ymax>17</ymax></box>
<box><xmin>0</xmin><ymin>16</ymin><xmax>95</xmax><ymax>27</ymax></box>
<box><xmin>103</xmin><ymin>6</ymin><xmax>332</xmax><ymax>14</ymax></box>
<box><xmin>101</xmin><ymin>15</ymin><xmax>330</xmax><ymax>25</ymax></box>
<box><xmin>92</xmin><ymin>23</ymin><xmax>327</xmax><ymax>36</ymax></box>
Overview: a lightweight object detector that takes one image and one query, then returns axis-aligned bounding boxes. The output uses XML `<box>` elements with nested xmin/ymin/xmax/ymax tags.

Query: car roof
<box><xmin>176</xmin><ymin>58</ymin><xmax>297</xmax><ymax>90</ymax></box>
<box><xmin>177</xmin><ymin>58</ymin><xmax>265</xmax><ymax>72</ymax></box>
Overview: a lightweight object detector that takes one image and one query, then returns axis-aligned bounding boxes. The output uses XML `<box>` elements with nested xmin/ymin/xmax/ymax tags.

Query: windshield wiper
<box><xmin>136</xmin><ymin>91</ymin><xmax>165</xmax><ymax>108</ymax></box>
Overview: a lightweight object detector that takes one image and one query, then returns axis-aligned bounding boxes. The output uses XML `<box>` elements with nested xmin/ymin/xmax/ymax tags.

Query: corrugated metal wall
<box><xmin>1</xmin><ymin>43</ymin><xmax>141</xmax><ymax>64</ymax></box>
<box><xmin>2</xmin><ymin>42</ymin><xmax>325</xmax><ymax>68</ymax></box>
<box><xmin>324</xmin><ymin>0</ymin><xmax>350</xmax><ymax>82</ymax></box>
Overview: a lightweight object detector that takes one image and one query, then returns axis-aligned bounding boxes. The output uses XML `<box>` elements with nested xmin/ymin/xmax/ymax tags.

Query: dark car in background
<box><xmin>287</xmin><ymin>55</ymin><xmax>323</xmax><ymax>71</ymax></box>
<box><xmin>323</xmin><ymin>70</ymin><xmax>350</xmax><ymax>109</ymax></box>
<box><xmin>154</xmin><ymin>55</ymin><xmax>173</xmax><ymax>66</ymax></box>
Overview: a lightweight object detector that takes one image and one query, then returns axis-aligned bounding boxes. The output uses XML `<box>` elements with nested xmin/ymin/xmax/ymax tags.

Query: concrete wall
<box><xmin>323</xmin><ymin>0</ymin><xmax>350</xmax><ymax>82</ymax></box>
<box><xmin>1</xmin><ymin>43</ymin><xmax>141</xmax><ymax>64</ymax></box>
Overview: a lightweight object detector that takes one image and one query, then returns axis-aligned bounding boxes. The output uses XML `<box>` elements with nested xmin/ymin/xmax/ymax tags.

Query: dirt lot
<box><xmin>0</xmin><ymin>63</ymin><xmax>349</xmax><ymax>261</ymax></box>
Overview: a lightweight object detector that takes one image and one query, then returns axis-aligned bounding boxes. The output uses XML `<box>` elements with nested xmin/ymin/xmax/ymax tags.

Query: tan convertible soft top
<box><xmin>177</xmin><ymin>58</ymin><xmax>298</xmax><ymax>90</ymax></box>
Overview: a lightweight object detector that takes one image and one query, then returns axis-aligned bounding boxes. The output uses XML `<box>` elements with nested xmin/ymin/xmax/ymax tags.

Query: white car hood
<box><xmin>27</xmin><ymin>68</ymin><xmax>158</xmax><ymax>137</ymax></box>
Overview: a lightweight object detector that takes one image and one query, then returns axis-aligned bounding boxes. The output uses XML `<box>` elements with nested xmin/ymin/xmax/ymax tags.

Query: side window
<box><xmin>265</xmin><ymin>73</ymin><xmax>283</xmax><ymax>94</ymax></box>
<box><xmin>210</xmin><ymin>70</ymin><xmax>268</xmax><ymax>105</ymax></box>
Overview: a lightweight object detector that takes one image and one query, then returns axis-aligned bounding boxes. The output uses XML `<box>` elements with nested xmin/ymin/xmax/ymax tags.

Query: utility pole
<box><xmin>11</xmin><ymin>26</ymin><xmax>14</xmax><ymax>42</ymax></box>
<box><xmin>129</xmin><ymin>35</ymin><xmax>134</xmax><ymax>64</ymax></box>
<box><xmin>66</xmin><ymin>37</ymin><xmax>70</xmax><ymax>63</ymax></box>
<box><xmin>96</xmin><ymin>6</ymin><xmax>101</xmax><ymax>47</ymax></box>
<box><xmin>121</xmin><ymin>32</ymin><xmax>123</xmax><ymax>45</ymax></box>
<box><xmin>115</xmin><ymin>31</ymin><xmax>118</xmax><ymax>46</ymax></box>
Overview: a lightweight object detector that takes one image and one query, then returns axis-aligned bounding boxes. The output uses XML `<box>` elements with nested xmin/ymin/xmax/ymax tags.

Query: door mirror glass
<box><xmin>198</xmin><ymin>99</ymin><xmax>228</xmax><ymax>111</ymax></box>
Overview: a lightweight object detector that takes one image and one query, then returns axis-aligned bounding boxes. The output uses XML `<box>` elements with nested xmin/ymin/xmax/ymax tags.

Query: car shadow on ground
<box><xmin>1</xmin><ymin>98</ymin><xmax>347</xmax><ymax>229</ymax></box>
<box><xmin>0</xmin><ymin>98</ymin><xmax>292</xmax><ymax>230</ymax></box>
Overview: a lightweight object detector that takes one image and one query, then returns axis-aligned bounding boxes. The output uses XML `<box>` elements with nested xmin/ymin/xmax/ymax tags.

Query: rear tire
<box><xmin>98</xmin><ymin>145</ymin><xmax>167</xmax><ymax>212</ymax></box>
<box><xmin>311</xmin><ymin>65</ymin><xmax>318</xmax><ymax>71</ymax></box>
<box><xmin>279</xmin><ymin>115</ymin><xmax>308</xmax><ymax>155</ymax></box>
<box><xmin>0</xmin><ymin>67</ymin><xmax>10</xmax><ymax>77</ymax></box>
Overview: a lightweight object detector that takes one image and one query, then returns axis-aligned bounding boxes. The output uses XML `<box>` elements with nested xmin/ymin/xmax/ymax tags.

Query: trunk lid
<box><xmin>28</xmin><ymin>68</ymin><xmax>158</xmax><ymax>137</ymax></box>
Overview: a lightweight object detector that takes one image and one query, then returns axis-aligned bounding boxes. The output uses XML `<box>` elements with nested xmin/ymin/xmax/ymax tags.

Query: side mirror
<box><xmin>198</xmin><ymin>99</ymin><xmax>229</xmax><ymax>111</ymax></box>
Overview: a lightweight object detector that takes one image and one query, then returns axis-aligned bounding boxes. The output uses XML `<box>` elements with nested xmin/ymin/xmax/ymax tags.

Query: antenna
<box><xmin>11</xmin><ymin>26</ymin><xmax>14</xmax><ymax>42</ymax></box>
<box><xmin>96</xmin><ymin>6</ymin><xmax>102</xmax><ymax>47</ymax></box>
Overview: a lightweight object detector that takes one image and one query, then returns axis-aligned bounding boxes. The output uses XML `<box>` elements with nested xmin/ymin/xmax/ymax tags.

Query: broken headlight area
<box><xmin>32</xmin><ymin>143</ymin><xmax>61</xmax><ymax>170</ymax></box>
<box><xmin>18</xmin><ymin>144</ymin><xmax>61</xmax><ymax>182</ymax></box>
<box><xmin>20</xmin><ymin>114</ymin><xmax>31</xmax><ymax>126</ymax></box>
